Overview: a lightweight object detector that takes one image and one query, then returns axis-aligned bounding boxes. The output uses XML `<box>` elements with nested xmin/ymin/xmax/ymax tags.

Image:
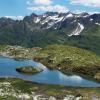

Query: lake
<box><xmin>0</xmin><ymin>56</ymin><xmax>100</xmax><ymax>87</ymax></box>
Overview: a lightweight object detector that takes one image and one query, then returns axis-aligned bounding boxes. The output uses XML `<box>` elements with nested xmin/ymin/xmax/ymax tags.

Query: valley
<box><xmin>0</xmin><ymin>11</ymin><xmax>100</xmax><ymax>100</ymax></box>
<box><xmin>0</xmin><ymin>45</ymin><xmax>100</xmax><ymax>100</ymax></box>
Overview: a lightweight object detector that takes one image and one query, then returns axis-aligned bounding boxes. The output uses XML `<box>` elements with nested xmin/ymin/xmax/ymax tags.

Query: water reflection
<box><xmin>0</xmin><ymin>56</ymin><xmax>100</xmax><ymax>87</ymax></box>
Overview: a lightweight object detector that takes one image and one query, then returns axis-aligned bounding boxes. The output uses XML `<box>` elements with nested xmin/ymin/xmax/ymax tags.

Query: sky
<box><xmin>0</xmin><ymin>0</ymin><xmax>100</xmax><ymax>19</ymax></box>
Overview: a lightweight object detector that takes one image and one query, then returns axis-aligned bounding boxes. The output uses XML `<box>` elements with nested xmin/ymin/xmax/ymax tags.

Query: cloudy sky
<box><xmin>0</xmin><ymin>0</ymin><xmax>100</xmax><ymax>19</ymax></box>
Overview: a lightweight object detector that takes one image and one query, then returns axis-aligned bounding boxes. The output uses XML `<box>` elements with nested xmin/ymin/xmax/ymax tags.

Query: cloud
<box><xmin>70</xmin><ymin>0</ymin><xmax>100</xmax><ymax>7</ymax></box>
<box><xmin>34</xmin><ymin>0</ymin><xmax>52</xmax><ymax>5</ymax></box>
<box><xmin>27</xmin><ymin>0</ymin><xmax>52</xmax><ymax>6</ymax></box>
<box><xmin>27</xmin><ymin>5</ymin><xmax>68</xmax><ymax>13</ymax></box>
<box><xmin>27</xmin><ymin>0</ymin><xmax>68</xmax><ymax>13</ymax></box>
<box><xmin>4</xmin><ymin>16</ymin><xmax>24</xmax><ymax>20</ymax></box>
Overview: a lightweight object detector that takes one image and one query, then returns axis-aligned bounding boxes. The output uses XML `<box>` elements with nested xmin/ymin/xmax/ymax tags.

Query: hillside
<box><xmin>0</xmin><ymin>12</ymin><xmax>100</xmax><ymax>55</ymax></box>
<box><xmin>0</xmin><ymin>44</ymin><xmax>100</xmax><ymax>81</ymax></box>
<box><xmin>33</xmin><ymin>44</ymin><xmax>100</xmax><ymax>81</ymax></box>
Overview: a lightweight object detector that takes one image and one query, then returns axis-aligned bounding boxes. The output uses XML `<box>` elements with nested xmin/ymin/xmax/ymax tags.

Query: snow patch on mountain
<box><xmin>66</xmin><ymin>13</ymin><xmax>73</xmax><ymax>18</ymax></box>
<box><xmin>43</xmin><ymin>14</ymin><xmax>47</xmax><ymax>18</ymax></box>
<box><xmin>62</xmin><ymin>13</ymin><xmax>74</xmax><ymax>21</ymax></box>
<box><xmin>34</xmin><ymin>17</ymin><xmax>41</xmax><ymax>23</ymax></box>
<box><xmin>46</xmin><ymin>22</ymin><xmax>55</xmax><ymax>29</ymax></box>
<box><xmin>95</xmin><ymin>23</ymin><xmax>100</xmax><ymax>26</ymax></box>
<box><xmin>68</xmin><ymin>23</ymin><xmax>84</xmax><ymax>37</ymax></box>
<box><xmin>49</xmin><ymin>15</ymin><xmax>59</xmax><ymax>20</ymax></box>
<box><xmin>71</xmin><ymin>20</ymin><xmax>77</xmax><ymax>24</ymax></box>
<box><xmin>90</xmin><ymin>19</ymin><xmax>93</xmax><ymax>21</ymax></box>
<box><xmin>22</xmin><ymin>12</ymin><xmax>100</xmax><ymax>30</ymax></box>
<box><xmin>39</xmin><ymin>15</ymin><xmax>64</xmax><ymax>29</ymax></box>
<box><xmin>40</xmin><ymin>15</ymin><xmax>64</xmax><ymax>25</ymax></box>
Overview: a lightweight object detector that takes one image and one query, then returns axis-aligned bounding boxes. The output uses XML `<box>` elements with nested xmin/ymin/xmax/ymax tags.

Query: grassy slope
<box><xmin>31</xmin><ymin>25</ymin><xmax>100</xmax><ymax>55</ymax></box>
<box><xmin>0</xmin><ymin>44</ymin><xmax>100</xmax><ymax>80</ymax></box>
<box><xmin>0</xmin><ymin>24</ymin><xmax>100</xmax><ymax>55</ymax></box>
<box><xmin>33</xmin><ymin>44</ymin><xmax>100</xmax><ymax>80</ymax></box>
<box><xmin>33</xmin><ymin>44</ymin><xmax>100</xmax><ymax>67</ymax></box>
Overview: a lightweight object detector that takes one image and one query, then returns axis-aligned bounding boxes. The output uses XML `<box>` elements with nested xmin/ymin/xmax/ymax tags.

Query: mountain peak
<box><xmin>80</xmin><ymin>12</ymin><xmax>89</xmax><ymax>16</ymax></box>
<box><xmin>30</xmin><ymin>13</ymin><xmax>38</xmax><ymax>17</ymax></box>
<box><xmin>44</xmin><ymin>12</ymin><xmax>59</xmax><ymax>16</ymax></box>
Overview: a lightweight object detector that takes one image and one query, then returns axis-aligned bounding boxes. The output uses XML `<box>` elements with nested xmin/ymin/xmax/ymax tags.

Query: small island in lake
<box><xmin>16</xmin><ymin>66</ymin><xmax>43</xmax><ymax>74</ymax></box>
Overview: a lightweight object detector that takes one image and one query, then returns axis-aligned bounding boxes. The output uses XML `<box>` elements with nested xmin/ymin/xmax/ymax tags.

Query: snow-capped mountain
<box><xmin>0</xmin><ymin>11</ymin><xmax>100</xmax><ymax>54</ymax></box>
<box><xmin>22</xmin><ymin>12</ymin><xmax>100</xmax><ymax>36</ymax></box>
<box><xmin>68</xmin><ymin>23</ymin><xmax>84</xmax><ymax>37</ymax></box>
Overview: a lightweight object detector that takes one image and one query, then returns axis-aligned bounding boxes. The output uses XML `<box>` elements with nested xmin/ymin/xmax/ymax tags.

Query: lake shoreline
<box><xmin>0</xmin><ymin>54</ymin><xmax>100</xmax><ymax>87</ymax></box>
<box><xmin>0</xmin><ymin>45</ymin><xmax>100</xmax><ymax>99</ymax></box>
<box><xmin>33</xmin><ymin>45</ymin><xmax>100</xmax><ymax>83</ymax></box>
<box><xmin>0</xmin><ymin>45</ymin><xmax>100</xmax><ymax>86</ymax></box>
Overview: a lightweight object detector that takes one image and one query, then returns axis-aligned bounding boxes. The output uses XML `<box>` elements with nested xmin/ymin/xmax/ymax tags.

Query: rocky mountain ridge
<box><xmin>0</xmin><ymin>12</ymin><xmax>100</xmax><ymax>54</ymax></box>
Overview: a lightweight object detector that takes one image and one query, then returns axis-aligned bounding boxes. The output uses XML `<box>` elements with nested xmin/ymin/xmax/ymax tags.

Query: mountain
<box><xmin>0</xmin><ymin>12</ymin><xmax>100</xmax><ymax>54</ymax></box>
